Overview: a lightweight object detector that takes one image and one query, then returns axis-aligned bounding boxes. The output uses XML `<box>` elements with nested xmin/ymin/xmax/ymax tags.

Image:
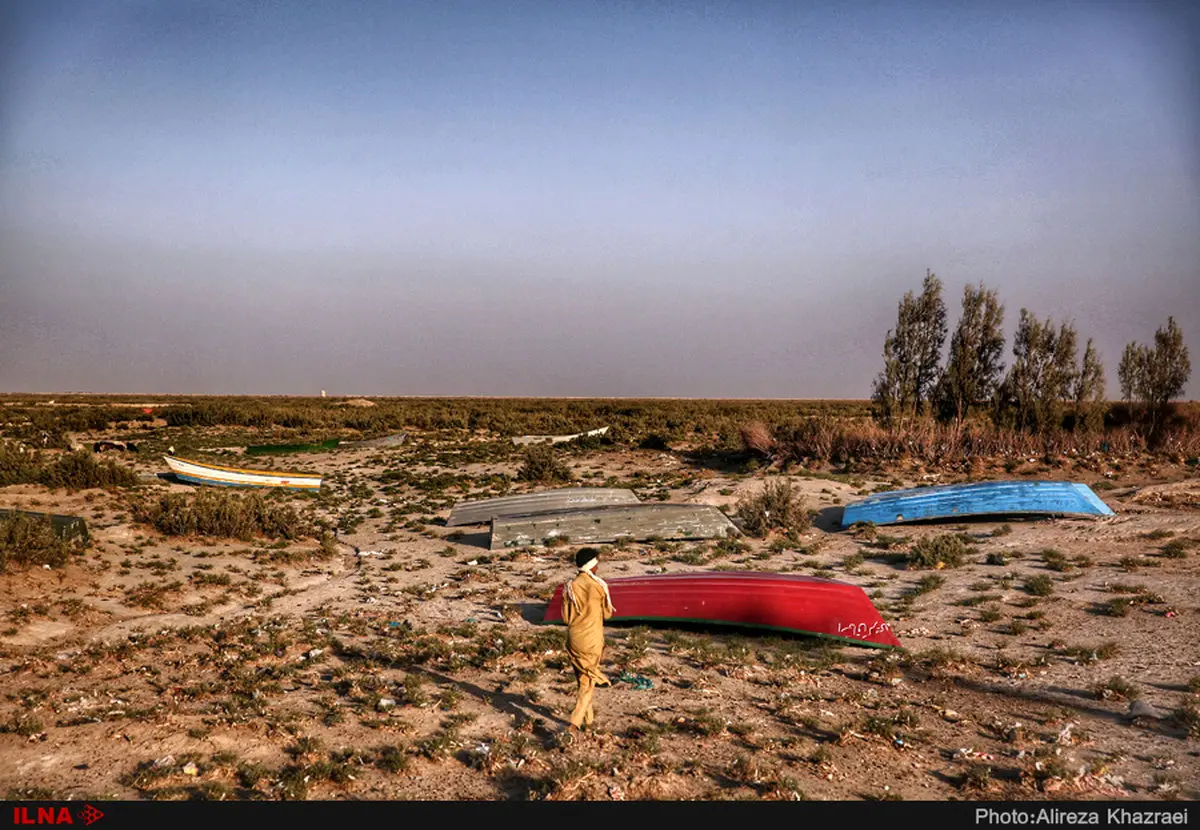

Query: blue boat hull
<box><xmin>841</xmin><ymin>480</ymin><xmax>1114</xmax><ymax>528</ymax></box>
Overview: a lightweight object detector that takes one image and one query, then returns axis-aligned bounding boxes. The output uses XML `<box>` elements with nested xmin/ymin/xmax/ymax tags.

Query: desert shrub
<box><xmin>0</xmin><ymin>442</ymin><xmax>42</xmax><ymax>485</ymax></box>
<box><xmin>132</xmin><ymin>492</ymin><xmax>314</xmax><ymax>541</ymax></box>
<box><xmin>906</xmin><ymin>534</ymin><xmax>972</xmax><ymax>569</ymax></box>
<box><xmin>516</xmin><ymin>445</ymin><xmax>573</xmax><ymax>483</ymax></box>
<box><xmin>638</xmin><ymin>433</ymin><xmax>671</xmax><ymax>451</ymax></box>
<box><xmin>1161</xmin><ymin>540</ymin><xmax>1188</xmax><ymax>559</ymax></box>
<box><xmin>1094</xmin><ymin>676</ymin><xmax>1139</xmax><ymax>701</ymax></box>
<box><xmin>0</xmin><ymin>513</ymin><xmax>81</xmax><ymax>573</ymax></box>
<box><xmin>1023</xmin><ymin>575</ymin><xmax>1055</xmax><ymax>596</ymax></box>
<box><xmin>40</xmin><ymin>452</ymin><xmax>139</xmax><ymax>490</ymax></box>
<box><xmin>739</xmin><ymin>421</ymin><xmax>775</xmax><ymax>457</ymax></box>
<box><xmin>734</xmin><ymin>479</ymin><xmax>810</xmax><ymax>537</ymax></box>
<box><xmin>0</xmin><ymin>444</ymin><xmax>138</xmax><ymax>490</ymax></box>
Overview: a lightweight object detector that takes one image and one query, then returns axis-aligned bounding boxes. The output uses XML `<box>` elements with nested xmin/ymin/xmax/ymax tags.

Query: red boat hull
<box><xmin>542</xmin><ymin>571</ymin><xmax>901</xmax><ymax>649</ymax></box>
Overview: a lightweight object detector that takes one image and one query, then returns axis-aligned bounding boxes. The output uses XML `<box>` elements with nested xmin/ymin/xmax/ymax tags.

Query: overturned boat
<box><xmin>543</xmin><ymin>571</ymin><xmax>901</xmax><ymax>649</ymax></box>
<box><xmin>491</xmin><ymin>503</ymin><xmax>737</xmax><ymax>550</ymax></box>
<box><xmin>338</xmin><ymin>432</ymin><xmax>407</xmax><ymax>449</ymax></box>
<box><xmin>512</xmin><ymin>426</ymin><xmax>610</xmax><ymax>446</ymax></box>
<box><xmin>447</xmin><ymin>487</ymin><xmax>640</xmax><ymax>527</ymax></box>
<box><xmin>163</xmin><ymin>455</ymin><xmax>322</xmax><ymax>491</ymax></box>
<box><xmin>841</xmin><ymin>480</ymin><xmax>1114</xmax><ymax>528</ymax></box>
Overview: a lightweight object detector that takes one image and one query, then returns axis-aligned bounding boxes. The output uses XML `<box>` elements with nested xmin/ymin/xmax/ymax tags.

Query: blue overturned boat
<box><xmin>841</xmin><ymin>480</ymin><xmax>1114</xmax><ymax>528</ymax></box>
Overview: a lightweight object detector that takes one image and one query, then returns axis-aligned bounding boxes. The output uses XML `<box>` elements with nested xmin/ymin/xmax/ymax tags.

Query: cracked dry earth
<box><xmin>1</xmin><ymin>435</ymin><xmax>1198</xmax><ymax>802</ymax></box>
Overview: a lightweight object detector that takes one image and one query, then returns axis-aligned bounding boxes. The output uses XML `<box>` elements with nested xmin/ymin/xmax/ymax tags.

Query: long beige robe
<box><xmin>561</xmin><ymin>571</ymin><xmax>614</xmax><ymax>684</ymax></box>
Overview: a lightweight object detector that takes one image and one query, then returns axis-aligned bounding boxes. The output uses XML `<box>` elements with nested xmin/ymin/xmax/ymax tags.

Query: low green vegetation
<box><xmin>734</xmin><ymin>479</ymin><xmax>810</xmax><ymax>537</ymax></box>
<box><xmin>0</xmin><ymin>443</ymin><xmax>139</xmax><ymax>489</ymax></box>
<box><xmin>0</xmin><ymin>513</ymin><xmax>84</xmax><ymax>573</ymax></box>
<box><xmin>906</xmin><ymin>534</ymin><xmax>973</xmax><ymax>569</ymax></box>
<box><xmin>131</xmin><ymin>491</ymin><xmax>316</xmax><ymax>541</ymax></box>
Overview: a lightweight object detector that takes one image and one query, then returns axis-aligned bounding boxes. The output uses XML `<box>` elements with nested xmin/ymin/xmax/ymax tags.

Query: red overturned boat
<box><xmin>542</xmin><ymin>571</ymin><xmax>901</xmax><ymax>649</ymax></box>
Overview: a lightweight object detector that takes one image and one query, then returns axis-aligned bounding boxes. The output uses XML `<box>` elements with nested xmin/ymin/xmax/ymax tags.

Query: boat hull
<box><xmin>447</xmin><ymin>487</ymin><xmax>640</xmax><ymax>527</ymax></box>
<box><xmin>542</xmin><ymin>571</ymin><xmax>901</xmax><ymax>649</ymax></box>
<box><xmin>842</xmin><ymin>480</ymin><xmax>1114</xmax><ymax>528</ymax></box>
<box><xmin>512</xmin><ymin>426</ymin><xmax>610</xmax><ymax>446</ymax></box>
<box><xmin>491</xmin><ymin>503</ymin><xmax>738</xmax><ymax>550</ymax></box>
<box><xmin>163</xmin><ymin>456</ymin><xmax>322</xmax><ymax>490</ymax></box>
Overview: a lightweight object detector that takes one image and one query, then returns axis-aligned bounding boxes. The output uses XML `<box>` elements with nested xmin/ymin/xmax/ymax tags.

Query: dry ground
<box><xmin>1</xmin><ymin>422</ymin><xmax>1198</xmax><ymax>802</ymax></box>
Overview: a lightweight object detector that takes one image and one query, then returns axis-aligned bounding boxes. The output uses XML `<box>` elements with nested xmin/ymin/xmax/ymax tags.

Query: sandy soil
<box><xmin>1</xmin><ymin>425</ymin><xmax>1197</xmax><ymax>802</ymax></box>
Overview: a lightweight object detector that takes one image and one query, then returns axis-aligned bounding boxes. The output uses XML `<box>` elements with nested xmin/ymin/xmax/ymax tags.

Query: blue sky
<box><xmin>1</xmin><ymin>0</ymin><xmax>1197</xmax><ymax>397</ymax></box>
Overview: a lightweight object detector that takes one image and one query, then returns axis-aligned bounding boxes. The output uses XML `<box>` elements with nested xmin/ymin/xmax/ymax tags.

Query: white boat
<box><xmin>163</xmin><ymin>455</ymin><xmax>322</xmax><ymax>490</ymax></box>
<box><xmin>511</xmin><ymin>426</ymin><xmax>610</xmax><ymax>446</ymax></box>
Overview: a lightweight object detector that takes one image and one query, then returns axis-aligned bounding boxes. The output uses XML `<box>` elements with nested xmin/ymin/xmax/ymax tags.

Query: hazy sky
<box><xmin>2</xmin><ymin>0</ymin><xmax>1197</xmax><ymax>398</ymax></box>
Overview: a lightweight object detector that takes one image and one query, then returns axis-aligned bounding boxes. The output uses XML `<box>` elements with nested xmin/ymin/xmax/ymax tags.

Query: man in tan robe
<box><xmin>560</xmin><ymin>547</ymin><xmax>615</xmax><ymax>731</ymax></box>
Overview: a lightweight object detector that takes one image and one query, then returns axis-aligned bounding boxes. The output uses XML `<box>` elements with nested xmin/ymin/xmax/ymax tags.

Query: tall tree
<box><xmin>912</xmin><ymin>270</ymin><xmax>947</xmax><ymax>414</ymax></box>
<box><xmin>935</xmin><ymin>283</ymin><xmax>1005</xmax><ymax>424</ymax></box>
<box><xmin>1118</xmin><ymin>342</ymin><xmax>1146</xmax><ymax>415</ymax></box>
<box><xmin>1073</xmin><ymin>338</ymin><xmax>1107</xmax><ymax>432</ymax></box>
<box><xmin>872</xmin><ymin>270</ymin><xmax>946</xmax><ymax>425</ymax></box>
<box><xmin>1121</xmin><ymin>317</ymin><xmax>1192</xmax><ymax>439</ymax></box>
<box><xmin>998</xmin><ymin>310</ymin><xmax>1079</xmax><ymax>432</ymax></box>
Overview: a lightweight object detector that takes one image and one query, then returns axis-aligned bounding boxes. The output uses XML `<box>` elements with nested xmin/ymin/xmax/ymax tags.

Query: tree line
<box><xmin>872</xmin><ymin>271</ymin><xmax>1191</xmax><ymax>440</ymax></box>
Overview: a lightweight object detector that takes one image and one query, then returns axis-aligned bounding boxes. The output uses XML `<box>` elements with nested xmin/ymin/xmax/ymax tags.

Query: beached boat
<box><xmin>338</xmin><ymin>432</ymin><xmax>408</xmax><ymax>449</ymax></box>
<box><xmin>447</xmin><ymin>487</ymin><xmax>640</xmax><ymax>527</ymax></box>
<box><xmin>490</xmin><ymin>503</ymin><xmax>738</xmax><ymax>550</ymax></box>
<box><xmin>542</xmin><ymin>571</ymin><xmax>901</xmax><ymax>649</ymax></box>
<box><xmin>841</xmin><ymin>480</ymin><xmax>1114</xmax><ymax>528</ymax></box>
<box><xmin>163</xmin><ymin>455</ymin><xmax>322</xmax><ymax>490</ymax></box>
<box><xmin>512</xmin><ymin>426</ymin><xmax>610</xmax><ymax>446</ymax></box>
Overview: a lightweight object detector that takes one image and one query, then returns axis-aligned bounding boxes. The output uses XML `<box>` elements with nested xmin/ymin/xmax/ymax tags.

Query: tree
<box><xmin>872</xmin><ymin>271</ymin><xmax>946</xmax><ymax>425</ymax></box>
<box><xmin>1118</xmin><ymin>342</ymin><xmax>1145</xmax><ymax>412</ymax></box>
<box><xmin>912</xmin><ymin>270</ymin><xmax>947</xmax><ymax>414</ymax></box>
<box><xmin>935</xmin><ymin>283</ymin><xmax>1005</xmax><ymax>424</ymax></box>
<box><xmin>1120</xmin><ymin>317</ymin><xmax>1191</xmax><ymax>439</ymax></box>
<box><xmin>997</xmin><ymin>310</ymin><xmax>1079</xmax><ymax>432</ymax></box>
<box><xmin>1073</xmin><ymin>338</ymin><xmax>1107</xmax><ymax>432</ymax></box>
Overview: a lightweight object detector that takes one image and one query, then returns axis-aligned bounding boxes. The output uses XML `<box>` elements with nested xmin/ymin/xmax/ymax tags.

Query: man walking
<box><xmin>561</xmin><ymin>547</ymin><xmax>615</xmax><ymax>731</ymax></box>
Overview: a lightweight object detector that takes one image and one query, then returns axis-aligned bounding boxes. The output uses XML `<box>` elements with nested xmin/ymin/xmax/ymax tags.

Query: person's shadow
<box><xmin>414</xmin><ymin>666</ymin><xmax>569</xmax><ymax>734</ymax></box>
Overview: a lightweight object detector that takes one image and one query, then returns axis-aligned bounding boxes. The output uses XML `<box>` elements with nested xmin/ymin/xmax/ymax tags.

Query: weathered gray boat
<box><xmin>490</xmin><ymin>503</ymin><xmax>738</xmax><ymax>550</ymax></box>
<box><xmin>447</xmin><ymin>487</ymin><xmax>640</xmax><ymax>527</ymax></box>
<box><xmin>338</xmin><ymin>432</ymin><xmax>408</xmax><ymax>450</ymax></box>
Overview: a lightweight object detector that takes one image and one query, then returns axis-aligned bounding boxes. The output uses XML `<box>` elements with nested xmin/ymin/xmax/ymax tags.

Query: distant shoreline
<box><xmin>0</xmin><ymin>393</ymin><xmax>874</xmax><ymax>403</ymax></box>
